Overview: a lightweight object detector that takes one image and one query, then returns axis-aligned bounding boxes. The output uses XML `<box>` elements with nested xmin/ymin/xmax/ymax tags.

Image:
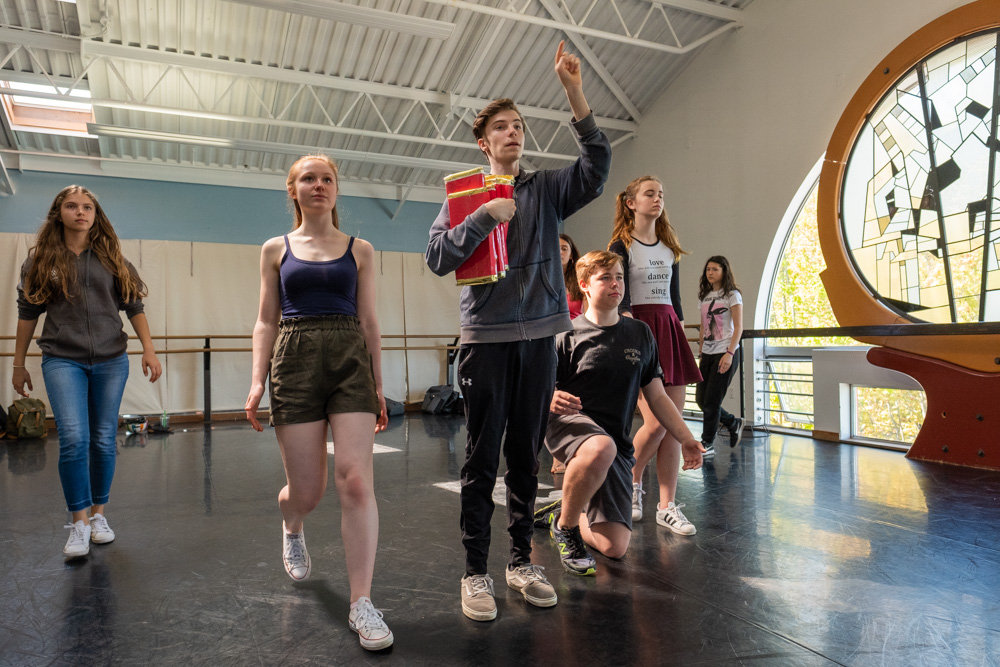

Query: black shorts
<box><xmin>545</xmin><ymin>412</ymin><xmax>633</xmax><ymax>529</ymax></box>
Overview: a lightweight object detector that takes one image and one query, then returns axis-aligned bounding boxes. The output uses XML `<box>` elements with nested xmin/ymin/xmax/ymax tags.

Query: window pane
<box><xmin>853</xmin><ymin>387</ymin><xmax>927</xmax><ymax>443</ymax></box>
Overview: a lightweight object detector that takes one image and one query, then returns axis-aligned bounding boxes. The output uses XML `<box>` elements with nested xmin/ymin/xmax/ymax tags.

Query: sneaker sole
<box><xmin>91</xmin><ymin>534</ymin><xmax>115</xmax><ymax>544</ymax></box>
<box><xmin>562</xmin><ymin>562</ymin><xmax>597</xmax><ymax>576</ymax></box>
<box><xmin>656</xmin><ymin>517</ymin><xmax>697</xmax><ymax>536</ymax></box>
<box><xmin>507</xmin><ymin>581</ymin><xmax>558</xmax><ymax>607</ymax></box>
<box><xmin>285</xmin><ymin>565</ymin><xmax>311</xmax><ymax>581</ymax></box>
<box><xmin>461</xmin><ymin>602</ymin><xmax>497</xmax><ymax>622</ymax></box>
<box><xmin>63</xmin><ymin>548</ymin><xmax>89</xmax><ymax>560</ymax></box>
<box><xmin>353</xmin><ymin>628</ymin><xmax>394</xmax><ymax>651</ymax></box>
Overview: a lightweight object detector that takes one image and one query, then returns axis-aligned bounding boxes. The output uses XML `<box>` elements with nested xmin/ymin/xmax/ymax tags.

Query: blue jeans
<box><xmin>42</xmin><ymin>354</ymin><xmax>130</xmax><ymax>512</ymax></box>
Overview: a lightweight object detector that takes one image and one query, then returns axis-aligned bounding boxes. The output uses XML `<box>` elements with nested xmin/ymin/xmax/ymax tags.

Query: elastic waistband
<box><xmin>278</xmin><ymin>314</ymin><xmax>361</xmax><ymax>332</ymax></box>
<box><xmin>631</xmin><ymin>304</ymin><xmax>676</xmax><ymax>315</ymax></box>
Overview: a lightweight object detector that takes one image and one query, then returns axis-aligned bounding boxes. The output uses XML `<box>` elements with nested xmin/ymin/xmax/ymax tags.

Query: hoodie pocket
<box><xmin>462</xmin><ymin>282</ymin><xmax>495</xmax><ymax>316</ymax></box>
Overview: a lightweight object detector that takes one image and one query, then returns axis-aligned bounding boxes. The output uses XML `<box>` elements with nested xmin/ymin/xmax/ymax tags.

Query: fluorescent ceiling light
<box><xmin>226</xmin><ymin>0</ymin><xmax>454</xmax><ymax>39</ymax></box>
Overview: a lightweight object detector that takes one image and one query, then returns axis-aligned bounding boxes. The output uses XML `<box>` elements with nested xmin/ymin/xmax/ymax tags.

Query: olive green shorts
<box><xmin>268</xmin><ymin>315</ymin><xmax>379</xmax><ymax>426</ymax></box>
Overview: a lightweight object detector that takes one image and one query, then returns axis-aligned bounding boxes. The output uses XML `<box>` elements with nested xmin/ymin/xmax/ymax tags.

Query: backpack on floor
<box><xmin>422</xmin><ymin>385</ymin><xmax>457</xmax><ymax>415</ymax></box>
<box><xmin>7</xmin><ymin>398</ymin><xmax>48</xmax><ymax>439</ymax></box>
<box><xmin>385</xmin><ymin>397</ymin><xmax>406</xmax><ymax>417</ymax></box>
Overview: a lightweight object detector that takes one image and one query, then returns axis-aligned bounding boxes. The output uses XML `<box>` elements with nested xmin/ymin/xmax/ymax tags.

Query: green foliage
<box><xmin>766</xmin><ymin>188</ymin><xmax>859</xmax><ymax>347</ymax></box>
<box><xmin>764</xmin><ymin>183</ymin><xmax>926</xmax><ymax>441</ymax></box>
<box><xmin>854</xmin><ymin>388</ymin><xmax>926</xmax><ymax>443</ymax></box>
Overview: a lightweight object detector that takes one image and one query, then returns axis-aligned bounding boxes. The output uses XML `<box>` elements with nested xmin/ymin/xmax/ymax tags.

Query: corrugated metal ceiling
<box><xmin>0</xmin><ymin>0</ymin><xmax>753</xmax><ymax>200</ymax></box>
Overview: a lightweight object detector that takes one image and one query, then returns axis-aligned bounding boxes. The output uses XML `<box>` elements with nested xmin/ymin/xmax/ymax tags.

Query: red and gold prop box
<box><xmin>444</xmin><ymin>168</ymin><xmax>513</xmax><ymax>286</ymax></box>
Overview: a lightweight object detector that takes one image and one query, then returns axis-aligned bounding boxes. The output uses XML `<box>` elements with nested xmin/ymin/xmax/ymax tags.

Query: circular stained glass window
<box><xmin>841</xmin><ymin>29</ymin><xmax>1000</xmax><ymax>324</ymax></box>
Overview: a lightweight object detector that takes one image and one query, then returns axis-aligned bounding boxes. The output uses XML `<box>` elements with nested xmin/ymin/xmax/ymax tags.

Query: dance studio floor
<box><xmin>1</xmin><ymin>413</ymin><xmax>998</xmax><ymax>666</ymax></box>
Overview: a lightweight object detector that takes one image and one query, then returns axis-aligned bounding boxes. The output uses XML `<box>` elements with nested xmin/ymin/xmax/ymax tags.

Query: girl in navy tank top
<box><xmin>245</xmin><ymin>154</ymin><xmax>393</xmax><ymax>651</ymax></box>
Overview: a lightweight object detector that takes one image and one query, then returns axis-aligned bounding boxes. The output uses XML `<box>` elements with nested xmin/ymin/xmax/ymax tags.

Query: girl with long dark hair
<box><xmin>12</xmin><ymin>185</ymin><xmax>162</xmax><ymax>559</ymax></box>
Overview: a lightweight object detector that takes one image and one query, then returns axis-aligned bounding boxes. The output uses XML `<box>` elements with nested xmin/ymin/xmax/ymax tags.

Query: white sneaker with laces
<box><xmin>656</xmin><ymin>501</ymin><xmax>697</xmax><ymax>536</ymax></box>
<box><xmin>63</xmin><ymin>520</ymin><xmax>91</xmax><ymax>559</ymax></box>
<box><xmin>631</xmin><ymin>482</ymin><xmax>644</xmax><ymax>521</ymax></box>
<box><xmin>282</xmin><ymin>526</ymin><xmax>311</xmax><ymax>581</ymax></box>
<box><xmin>349</xmin><ymin>596</ymin><xmax>393</xmax><ymax>650</ymax></box>
<box><xmin>89</xmin><ymin>513</ymin><xmax>116</xmax><ymax>544</ymax></box>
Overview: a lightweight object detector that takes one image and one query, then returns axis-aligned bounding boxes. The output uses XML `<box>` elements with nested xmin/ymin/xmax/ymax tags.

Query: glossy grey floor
<box><xmin>1</xmin><ymin>414</ymin><xmax>998</xmax><ymax>666</ymax></box>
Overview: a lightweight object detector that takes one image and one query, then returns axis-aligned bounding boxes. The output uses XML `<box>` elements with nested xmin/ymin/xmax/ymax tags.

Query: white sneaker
<box><xmin>349</xmin><ymin>596</ymin><xmax>394</xmax><ymax>650</ymax></box>
<box><xmin>631</xmin><ymin>482</ymin><xmax>644</xmax><ymax>521</ymax></box>
<box><xmin>63</xmin><ymin>520</ymin><xmax>91</xmax><ymax>559</ymax></box>
<box><xmin>89</xmin><ymin>513</ymin><xmax>116</xmax><ymax>544</ymax></box>
<box><xmin>656</xmin><ymin>501</ymin><xmax>697</xmax><ymax>536</ymax></box>
<box><xmin>282</xmin><ymin>526</ymin><xmax>311</xmax><ymax>581</ymax></box>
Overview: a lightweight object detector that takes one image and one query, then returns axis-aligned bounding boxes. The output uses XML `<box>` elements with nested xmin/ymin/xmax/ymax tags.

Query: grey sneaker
<box><xmin>461</xmin><ymin>574</ymin><xmax>497</xmax><ymax>621</ymax></box>
<box><xmin>656</xmin><ymin>501</ymin><xmax>696</xmax><ymax>536</ymax></box>
<box><xmin>729</xmin><ymin>417</ymin><xmax>746</xmax><ymax>448</ymax></box>
<box><xmin>506</xmin><ymin>563</ymin><xmax>557</xmax><ymax>607</ymax></box>
<box><xmin>63</xmin><ymin>520</ymin><xmax>91</xmax><ymax>559</ymax></box>
<box><xmin>89</xmin><ymin>513</ymin><xmax>115</xmax><ymax>544</ymax></box>
<box><xmin>631</xmin><ymin>482</ymin><xmax>644</xmax><ymax>521</ymax></box>
<box><xmin>282</xmin><ymin>526</ymin><xmax>311</xmax><ymax>581</ymax></box>
<box><xmin>349</xmin><ymin>596</ymin><xmax>393</xmax><ymax>650</ymax></box>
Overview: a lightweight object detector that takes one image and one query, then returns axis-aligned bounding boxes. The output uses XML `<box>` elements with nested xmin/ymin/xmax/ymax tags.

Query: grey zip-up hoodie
<box><xmin>425</xmin><ymin>112</ymin><xmax>611</xmax><ymax>344</ymax></box>
<box><xmin>17</xmin><ymin>249</ymin><xmax>144</xmax><ymax>363</ymax></box>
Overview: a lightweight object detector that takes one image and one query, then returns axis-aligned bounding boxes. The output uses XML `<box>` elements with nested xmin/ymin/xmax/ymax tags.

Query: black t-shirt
<box><xmin>554</xmin><ymin>315</ymin><xmax>663</xmax><ymax>455</ymax></box>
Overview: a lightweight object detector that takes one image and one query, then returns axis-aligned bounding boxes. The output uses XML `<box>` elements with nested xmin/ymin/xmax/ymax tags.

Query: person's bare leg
<box><xmin>559</xmin><ymin>436</ymin><xmax>615</xmax><ymax>529</ymax></box>
<box><xmin>632</xmin><ymin>392</ymin><xmax>666</xmax><ymax>486</ymax></box>
<box><xmin>654</xmin><ymin>385</ymin><xmax>687</xmax><ymax>509</ymax></box>
<box><xmin>579</xmin><ymin>516</ymin><xmax>631</xmax><ymax>559</ymax></box>
<box><xmin>275</xmin><ymin>420</ymin><xmax>329</xmax><ymax>533</ymax></box>
<box><xmin>329</xmin><ymin>412</ymin><xmax>379</xmax><ymax>603</ymax></box>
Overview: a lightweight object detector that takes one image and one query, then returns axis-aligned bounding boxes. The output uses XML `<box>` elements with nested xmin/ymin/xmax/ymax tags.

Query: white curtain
<box><xmin>1</xmin><ymin>233</ymin><xmax>462</xmax><ymax>418</ymax></box>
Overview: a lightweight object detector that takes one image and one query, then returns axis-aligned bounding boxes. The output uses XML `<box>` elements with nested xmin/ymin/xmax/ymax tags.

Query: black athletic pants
<box><xmin>457</xmin><ymin>337</ymin><xmax>556</xmax><ymax>576</ymax></box>
<box><xmin>695</xmin><ymin>348</ymin><xmax>741</xmax><ymax>443</ymax></box>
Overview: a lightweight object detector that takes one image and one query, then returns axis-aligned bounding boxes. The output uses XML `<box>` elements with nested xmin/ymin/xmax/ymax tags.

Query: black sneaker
<box><xmin>549</xmin><ymin>522</ymin><xmax>597</xmax><ymax>576</ymax></box>
<box><xmin>533</xmin><ymin>498</ymin><xmax>562</xmax><ymax>528</ymax></box>
<box><xmin>729</xmin><ymin>417</ymin><xmax>746</xmax><ymax>448</ymax></box>
<box><xmin>702</xmin><ymin>443</ymin><xmax>715</xmax><ymax>459</ymax></box>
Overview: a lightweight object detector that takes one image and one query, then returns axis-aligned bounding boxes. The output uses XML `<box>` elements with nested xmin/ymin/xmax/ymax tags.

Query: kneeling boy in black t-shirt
<box><xmin>535</xmin><ymin>251</ymin><xmax>704</xmax><ymax>575</ymax></box>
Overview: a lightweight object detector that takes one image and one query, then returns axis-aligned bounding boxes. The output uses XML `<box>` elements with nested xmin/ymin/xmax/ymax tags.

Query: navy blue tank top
<box><xmin>278</xmin><ymin>235</ymin><xmax>358</xmax><ymax>318</ymax></box>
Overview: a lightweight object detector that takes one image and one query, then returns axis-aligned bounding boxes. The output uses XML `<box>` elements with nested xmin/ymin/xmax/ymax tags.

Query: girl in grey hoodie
<box><xmin>12</xmin><ymin>185</ymin><xmax>161</xmax><ymax>560</ymax></box>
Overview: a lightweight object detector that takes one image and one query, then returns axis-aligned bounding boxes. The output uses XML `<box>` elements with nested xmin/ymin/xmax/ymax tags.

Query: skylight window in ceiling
<box><xmin>0</xmin><ymin>81</ymin><xmax>96</xmax><ymax>138</ymax></box>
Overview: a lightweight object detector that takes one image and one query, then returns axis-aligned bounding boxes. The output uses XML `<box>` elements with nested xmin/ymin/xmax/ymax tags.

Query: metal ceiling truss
<box><xmin>418</xmin><ymin>0</ymin><xmax>741</xmax><ymax>54</ymax></box>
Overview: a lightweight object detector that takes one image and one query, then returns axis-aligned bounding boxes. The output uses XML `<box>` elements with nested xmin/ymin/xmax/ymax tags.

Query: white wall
<box><xmin>1</xmin><ymin>233</ymin><xmax>461</xmax><ymax>417</ymax></box>
<box><xmin>565</xmin><ymin>0</ymin><xmax>967</xmax><ymax>422</ymax></box>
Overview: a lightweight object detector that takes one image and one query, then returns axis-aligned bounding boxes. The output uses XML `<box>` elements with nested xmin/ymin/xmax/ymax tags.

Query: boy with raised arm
<box><xmin>535</xmin><ymin>251</ymin><xmax>704</xmax><ymax>574</ymax></box>
<box><xmin>425</xmin><ymin>41</ymin><xmax>611</xmax><ymax>621</ymax></box>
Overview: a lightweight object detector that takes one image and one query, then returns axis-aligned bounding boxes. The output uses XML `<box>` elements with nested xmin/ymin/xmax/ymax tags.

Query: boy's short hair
<box><xmin>576</xmin><ymin>250</ymin><xmax>623</xmax><ymax>286</ymax></box>
<box><xmin>472</xmin><ymin>98</ymin><xmax>524</xmax><ymax>141</ymax></box>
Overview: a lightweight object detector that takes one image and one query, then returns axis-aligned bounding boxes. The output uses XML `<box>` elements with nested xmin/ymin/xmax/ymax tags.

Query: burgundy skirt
<box><xmin>632</xmin><ymin>304</ymin><xmax>702</xmax><ymax>386</ymax></box>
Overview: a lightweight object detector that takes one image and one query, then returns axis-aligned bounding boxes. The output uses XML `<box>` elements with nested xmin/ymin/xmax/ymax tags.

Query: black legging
<box><xmin>695</xmin><ymin>348</ymin><xmax>741</xmax><ymax>443</ymax></box>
